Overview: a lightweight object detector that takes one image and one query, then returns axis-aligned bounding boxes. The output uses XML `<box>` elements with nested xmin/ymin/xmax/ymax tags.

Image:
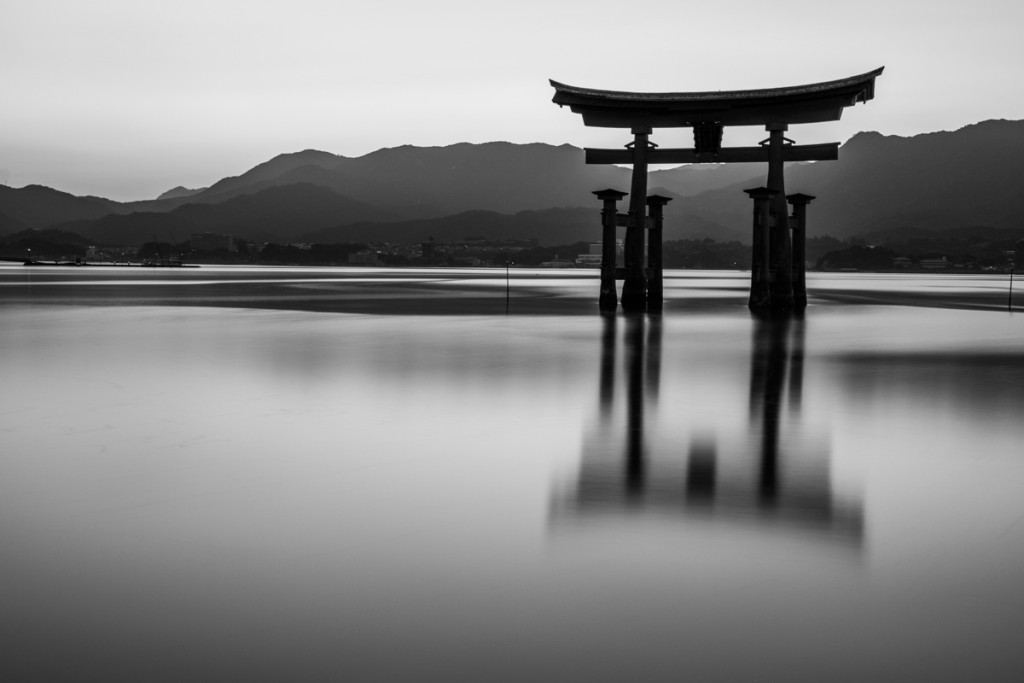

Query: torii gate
<box><xmin>550</xmin><ymin>67</ymin><xmax>883</xmax><ymax>312</ymax></box>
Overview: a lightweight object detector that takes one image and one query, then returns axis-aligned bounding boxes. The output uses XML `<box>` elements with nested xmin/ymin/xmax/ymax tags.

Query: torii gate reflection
<box><xmin>563</xmin><ymin>312</ymin><xmax>862</xmax><ymax>540</ymax></box>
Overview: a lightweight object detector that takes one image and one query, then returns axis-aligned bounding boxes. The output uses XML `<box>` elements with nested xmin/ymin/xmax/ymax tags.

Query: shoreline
<box><xmin>1</xmin><ymin>265</ymin><xmax>1019</xmax><ymax>316</ymax></box>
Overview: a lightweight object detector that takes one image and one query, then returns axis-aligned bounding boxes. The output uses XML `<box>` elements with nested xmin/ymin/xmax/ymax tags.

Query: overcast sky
<box><xmin>3</xmin><ymin>0</ymin><xmax>1022</xmax><ymax>201</ymax></box>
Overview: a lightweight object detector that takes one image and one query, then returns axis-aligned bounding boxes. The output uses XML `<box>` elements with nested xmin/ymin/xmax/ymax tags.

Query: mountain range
<box><xmin>2</xmin><ymin>119</ymin><xmax>1022</xmax><ymax>246</ymax></box>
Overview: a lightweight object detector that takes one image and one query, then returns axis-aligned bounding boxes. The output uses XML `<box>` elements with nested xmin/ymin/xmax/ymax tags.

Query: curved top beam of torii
<box><xmin>550</xmin><ymin>67</ymin><xmax>884</xmax><ymax>128</ymax></box>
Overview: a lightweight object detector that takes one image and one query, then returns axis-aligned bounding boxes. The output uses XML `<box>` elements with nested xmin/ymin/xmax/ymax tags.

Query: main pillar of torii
<box><xmin>550</xmin><ymin>68</ymin><xmax>882</xmax><ymax>311</ymax></box>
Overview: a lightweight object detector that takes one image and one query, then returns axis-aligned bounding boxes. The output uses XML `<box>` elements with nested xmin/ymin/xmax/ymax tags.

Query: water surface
<box><xmin>2</xmin><ymin>265</ymin><xmax>1023</xmax><ymax>681</ymax></box>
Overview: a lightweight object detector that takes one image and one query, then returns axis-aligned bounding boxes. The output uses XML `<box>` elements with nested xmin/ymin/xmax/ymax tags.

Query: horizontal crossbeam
<box><xmin>585</xmin><ymin>142</ymin><xmax>839</xmax><ymax>165</ymax></box>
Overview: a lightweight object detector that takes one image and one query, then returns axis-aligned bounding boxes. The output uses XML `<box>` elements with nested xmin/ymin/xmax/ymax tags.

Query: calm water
<box><xmin>2</xmin><ymin>264</ymin><xmax>1023</xmax><ymax>681</ymax></box>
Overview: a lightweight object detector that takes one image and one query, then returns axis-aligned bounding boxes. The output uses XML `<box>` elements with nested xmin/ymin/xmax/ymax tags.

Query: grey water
<box><xmin>2</xmin><ymin>264</ymin><xmax>1023</xmax><ymax>682</ymax></box>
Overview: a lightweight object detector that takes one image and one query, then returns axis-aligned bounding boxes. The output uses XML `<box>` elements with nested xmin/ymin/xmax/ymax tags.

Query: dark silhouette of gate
<box><xmin>551</xmin><ymin>68</ymin><xmax>883</xmax><ymax>311</ymax></box>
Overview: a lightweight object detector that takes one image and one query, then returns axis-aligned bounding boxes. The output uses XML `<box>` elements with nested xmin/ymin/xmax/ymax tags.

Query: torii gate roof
<box><xmin>550</xmin><ymin>67</ymin><xmax>883</xmax><ymax>128</ymax></box>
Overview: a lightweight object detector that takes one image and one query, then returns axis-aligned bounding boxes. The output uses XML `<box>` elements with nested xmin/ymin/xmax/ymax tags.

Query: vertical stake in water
<box><xmin>506</xmin><ymin>258</ymin><xmax>511</xmax><ymax>313</ymax></box>
<box><xmin>1009</xmin><ymin>267</ymin><xmax>1015</xmax><ymax>311</ymax></box>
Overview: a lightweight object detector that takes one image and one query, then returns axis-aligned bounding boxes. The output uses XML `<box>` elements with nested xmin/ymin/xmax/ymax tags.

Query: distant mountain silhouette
<box><xmin>158</xmin><ymin>149</ymin><xmax>349</xmax><ymax>207</ymax></box>
<box><xmin>0</xmin><ymin>185</ymin><xmax>125</xmax><ymax>236</ymax></box>
<box><xmin>3</xmin><ymin>227</ymin><xmax>93</xmax><ymax>246</ymax></box>
<box><xmin>4</xmin><ymin>121</ymin><xmax>1024</xmax><ymax>245</ymax></box>
<box><xmin>0</xmin><ymin>210</ymin><xmax>23</xmax><ymax>234</ymax></box>
<box><xmin>156</xmin><ymin>186</ymin><xmax>207</xmax><ymax>200</ymax></box>
<box><xmin>672</xmin><ymin>119</ymin><xmax>1024</xmax><ymax>239</ymax></box>
<box><xmin>302</xmin><ymin>207</ymin><xmax>744</xmax><ymax>246</ymax></box>
<box><xmin>66</xmin><ymin>184</ymin><xmax>398</xmax><ymax>244</ymax></box>
<box><xmin>650</xmin><ymin>162</ymin><xmax>764</xmax><ymax>198</ymax></box>
<box><xmin>128</xmin><ymin>143</ymin><xmax>762</xmax><ymax>219</ymax></box>
<box><xmin>860</xmin><ymin>224</ymin><xmax>1024</xmax><ymax>246</ymax></box>
<box><xmin>303</xmin><ymin>208</ymin><xmax>597</xmax><ymax>245</ymax></box>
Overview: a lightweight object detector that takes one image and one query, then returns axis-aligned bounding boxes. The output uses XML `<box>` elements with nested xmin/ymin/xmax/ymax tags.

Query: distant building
<box><xmin>919</xmin><ymin>257</ymin><xmax>950</xmax><ymax>269</ymax></box>
<box><xmin>349</xmin><ymin>250</ymin><xmax>381</xmax><ymax>266</ymax></box>
<box><xmin>576</xmin><ymin>240</ymin><xmax>623</xmax><ymax>267</ymax></box>
<box><xmin>190</xmin><ymin>232</ymin><xmax>235</xmax><ymax>252</ymax></box>
<box><xmin>575</xmin><ymin>254</ymin><xmax>602</xmax><ymax>267</ymax></box>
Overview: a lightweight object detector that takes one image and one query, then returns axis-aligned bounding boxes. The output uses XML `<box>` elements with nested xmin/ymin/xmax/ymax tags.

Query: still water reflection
<box><xmin>559</xmin><ymin>312</ymin><xmax>861</xmax><ymax>541</ymax></box>
<box><xmin>2</xmin><ymin>265</ymin><xmax>1023</xmax><ymax>681</ymax></box>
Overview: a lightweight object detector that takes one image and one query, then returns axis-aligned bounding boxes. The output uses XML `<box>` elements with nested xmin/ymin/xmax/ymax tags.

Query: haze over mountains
<box><xmin>2</xmin><ymin>119</ymin><xmax>1021</xmax><ymax>246</ymax></box>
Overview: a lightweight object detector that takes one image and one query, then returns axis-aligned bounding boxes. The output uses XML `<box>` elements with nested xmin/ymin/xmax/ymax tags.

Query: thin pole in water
<box><xmin>505</xmin><ymin>259</ymin><xmax>511</xmax><ymax>313</ymax></box>
<box><xmin>1009</xmin><ymin>267</ymin><xmax>1015</xmax><ymax>311</ymax></box>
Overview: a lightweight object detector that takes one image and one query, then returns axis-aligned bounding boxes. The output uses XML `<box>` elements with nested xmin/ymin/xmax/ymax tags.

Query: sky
<box><xmin>3</xmin><ymin>0</ymin><xmax>1023</xmax><ymax>201</ymax></box>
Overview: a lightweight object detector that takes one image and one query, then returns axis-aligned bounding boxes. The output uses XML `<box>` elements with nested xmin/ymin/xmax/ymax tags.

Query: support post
<box><xmin>786</xmin><ymin>193</ymin><xmax>815</xmax><ymax>308</ymax></box>
<box><xmin>645</xmin><ymin>195</ymin><xmax>671</xmax><ymax>311</ymax></box>
<box><xmin>745</xmin><ymin>187</ymin><xmax>777</xmax><ymax>309</ymax></box>
<box><xmin>593</xmin><ymin>189</ymin><xmax>627</xmax><ymax>311</ymax></box>
<box><xmin>622</xmin><ymin>127</ymin><xmax>652</xmax><ymax>312</ymax></box>
<box><xmin>765</xmin><ymin>124</ymin><xmax>794</xmax><ymax>308</ymax></box>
